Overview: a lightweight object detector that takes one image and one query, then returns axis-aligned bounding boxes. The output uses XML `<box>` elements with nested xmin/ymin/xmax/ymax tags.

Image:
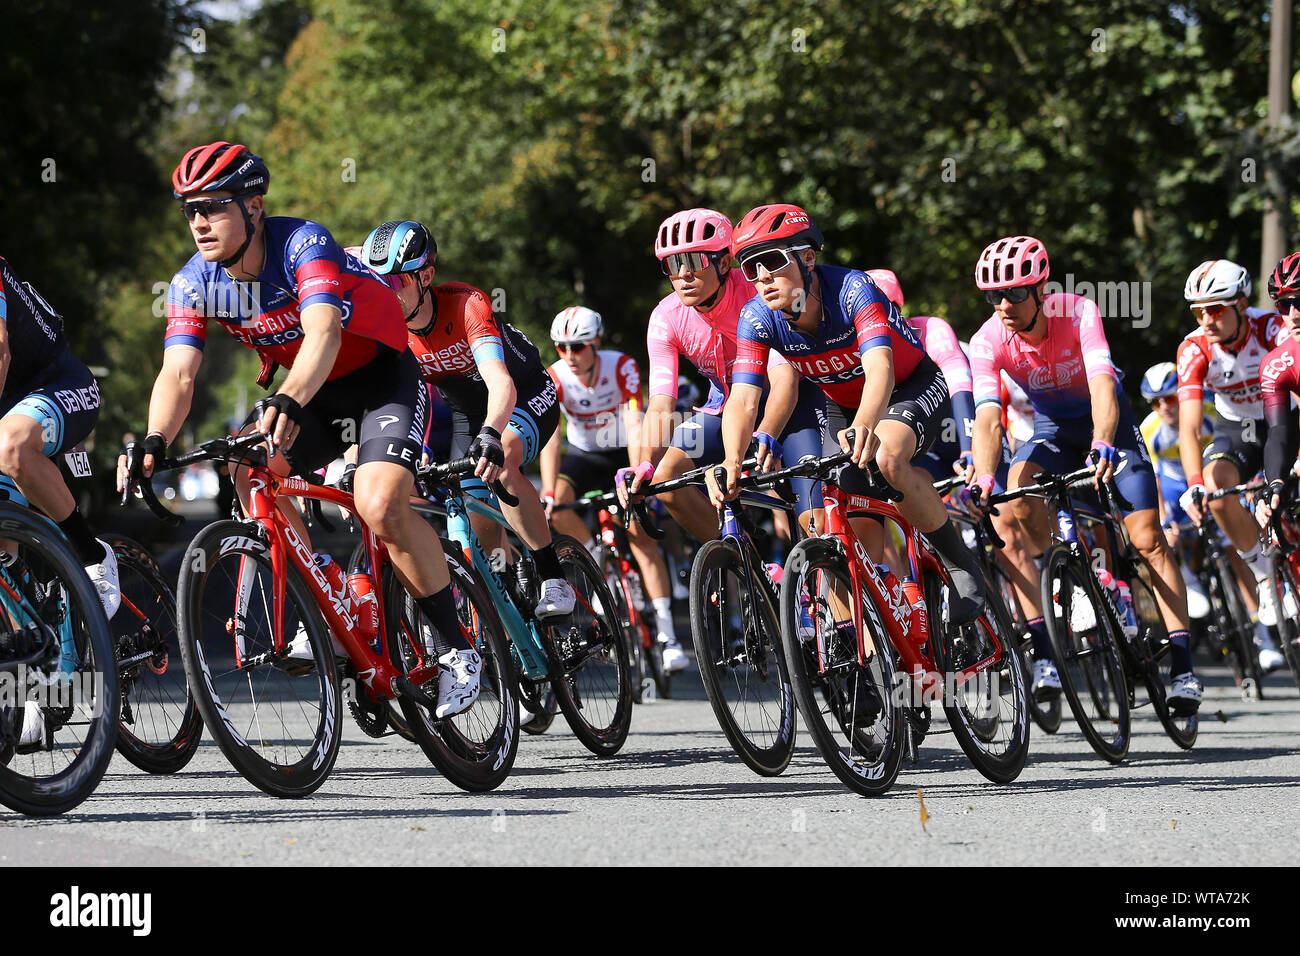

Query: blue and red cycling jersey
<box><xmin>733</xmin><ymin>266</ymin><xmax>927</xmax><ymax>408</ymax></box>
<box><xmin>164</xmin><ymin>217</ymin><xmax>408</xmax><ymax>380</ymax></box>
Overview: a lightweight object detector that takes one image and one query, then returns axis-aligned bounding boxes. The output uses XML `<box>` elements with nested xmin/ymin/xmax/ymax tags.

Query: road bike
<box><xmin>415</xmin><ymin>460</ymin><xmax>633</xmax><ymax>757</ymax></box>
<box><xmin>127</xmin><ymin>433</ymin><xmax>518</xmax><ymax>796</ymax></box>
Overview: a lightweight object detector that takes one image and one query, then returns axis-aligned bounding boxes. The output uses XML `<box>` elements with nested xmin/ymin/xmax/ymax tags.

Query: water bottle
<box><xmin>877</xmin><ymin>565</ymin><xmax>912</xmax><ymax>633</ymax></box>
<box><xmin>626</xmin><ymin>569</ymin><xmax>646</xmax><ymax>609</ymax></box>
<box><xmin>901</xmin><ymin>578</ymin><xmax>928</xmax><ymax>645</ymax></box>
<box><xmin>314</xmin><ymin>553</ymin><xmax>346</xmax><ymax>602</ymax></box>
<box><xmin>1095</xmin><ymin>568</ymin><xmax>1138</xmax><ymax>639</ymax></box>
<box><xmin>347</xmin><ymin>565</ymin><xmax>379</xmax><ymax>643</ymax></box>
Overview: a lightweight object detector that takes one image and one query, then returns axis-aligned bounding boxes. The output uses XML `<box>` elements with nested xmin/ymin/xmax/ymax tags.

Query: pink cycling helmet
<box><xmin>975</xmin><ymin>235</ymin><xmax>1050</xmax><ymax>289</ymax></box>
<box><xmin>655</xmin><ymin>208</ymin><xmax>733</xmax><ymax>259</ymax></box>
<box><xmin>866</xmin><ymin>269</ymin><xmax>904</xmax><ymax>311</ymax></box>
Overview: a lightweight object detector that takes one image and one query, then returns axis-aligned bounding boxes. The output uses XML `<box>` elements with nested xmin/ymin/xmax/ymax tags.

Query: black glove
<box><xmin>338</xmin><ymin>462</ymin><xmax>358</xmax><ymax>495</ymax></box>
<box><xmin>127</xmin><ymin>431</ymin><xmax>168</xmax><ymax>480</ymax></box>
<box><xmin>468</xmin><ymin>425</ymin><xmax>505</xmax><ymax>467</ymax></box>
<box><xmin>253</xmin><ymin>393</ymin><xmax>304</xmax><ymax>430</ymax></box>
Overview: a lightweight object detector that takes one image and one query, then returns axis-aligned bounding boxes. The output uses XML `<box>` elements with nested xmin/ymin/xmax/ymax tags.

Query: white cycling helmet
<box><xmin>550</xmin><ymin>306</ymin><xmax>603</xmax><ymax>343</ymax></box>
<box><xmin>1140</xmin><ymin>362</ymin><xmax>1178</xmax><ymax>400</ymax></box>
<box><xmin>1183</xmin><ymin>259</ymin><xmax>1251</xmax><ymax>305</ymax></box>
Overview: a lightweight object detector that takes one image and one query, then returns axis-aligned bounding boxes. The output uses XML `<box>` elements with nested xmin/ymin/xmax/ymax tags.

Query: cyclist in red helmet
<box><xmin>715</xmin><ymin>203</ymin><xmax>988</xmax><ymax>622</ymax></box>
<box><xmin>1255</xmin><ymin>252</ymin><xmax>1300</xmax><ymax>533</ymax></box>
<box><xmin>116</xmin><ymin>143</ymin><xmax>485</xmax><ymax>718</ymax></box>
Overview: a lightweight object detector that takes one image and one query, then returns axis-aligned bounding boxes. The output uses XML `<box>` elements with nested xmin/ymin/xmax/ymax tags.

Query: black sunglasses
<box><xmin>556</xmin><ymin>342</ymin><xmax>590</xmax><ymax>354</ymax></box>
<box><xmin>180</xmin><ymin>194</ymin><xmax>253</xmax><ymax>222</ymax></box>
<box><xmin>1277</xmin><ymin>296</ymin><xmax>1300</xmax><ymax>314</ymax></box>
<box><xmin>983</xmin><ymin>284</ymin><xmax>1036</xmax><ymax>306</ymax></box>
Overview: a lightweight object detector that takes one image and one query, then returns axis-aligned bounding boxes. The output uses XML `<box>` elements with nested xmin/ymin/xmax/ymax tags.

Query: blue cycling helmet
<box><xmin>1140</xmin><ymin>361</ymin><xmax>1178</xmax><ymax>400</ymax></box>
<box><xmin>361</xmin><ymin>220</ymin><xmax>436</xmax><ymax>275</ymax></box>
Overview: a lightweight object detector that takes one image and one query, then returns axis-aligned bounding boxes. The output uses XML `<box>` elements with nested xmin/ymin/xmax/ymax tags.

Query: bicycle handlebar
<box><xmin>420</xmin><ymin>456</ymin><xmax>519</xmax><ymax>507</ymax></box>
<box><xmin>122</xmin><ymin>432</ymin><xmax>271</xmax><ymax>527</ymax></box>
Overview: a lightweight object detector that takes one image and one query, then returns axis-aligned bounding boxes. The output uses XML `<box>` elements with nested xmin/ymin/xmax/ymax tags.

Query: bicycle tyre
<box><xmin>1040</xmin><ymin>542</ymin><xmax>1130</xmax><ymax>763</ymax></box>
<box><xmin>690</xmin><ymin>537</ymin><xmax>797</xmax><ymax>776</ymax></box>
<box><xmin>1272</xmin><ymin>555</ymin><xmax>1300</xmax><ymax>694</ymax></box>
<box><xmin>520</xmin><ymin>680</ymin><xmax>558</xmax><ymax>734</ymax></box>
<box><xmin>926</xmin><ymin>570</ymin><xmax>1030</xmax><ymax>783</ymax></box>
<box><xmin>105</xmin><ymin>534</ymin><xmax>203</xmax><ymax>775</ymax></box>
<box><xmin>0</xmin><ymin>505</ymin><xmax>119</xmax><ymax>816</ymax></box>
<box><xmin>1126</xmin><ymin>572</ymin><xmax>1197</xmax><ymax>749</ymax></box>
<box><xmin>992</xmin><ymin>559</ymin><xmax>1061</xmax><ymax>734</ymax></box>
<box><xmin>778</xmin><ymin>537</ymin><xmax>901</xmax><ymax>796</ymax></box>
<box><xmin>391</xmin><ymin>547</ymin><xmax>519</xmax><ymax>792</ymax></box>
<box><xmin>176</xmin><ymin>520</ymin><xmax>341</xmax><ymax>798</ymax></box>
<box><xmin>545</xmin><ymin>534</ymin><xmax>633</xmax><ymax>756</ymax></box>
<box><xmin>601</xmin><ymin>549</ymin><xmax>647</xmax><ymax>704</ymax></box>
<box><xmin>1215</xmin><ymin>552</ymin><xmax>1265</xmax><ymax>699</ymax></box>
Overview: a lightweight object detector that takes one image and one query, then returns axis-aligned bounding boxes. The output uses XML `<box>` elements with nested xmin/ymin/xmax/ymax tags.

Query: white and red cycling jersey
<box><xmin>1175</xmin><ymin>307</ymin><xmax>1288</xmax><ymax>422</ymax></box>
<box><xmin>548</xmin><ymin>350</ymin><xmax>641</xmax><ymax>452</ymax></box>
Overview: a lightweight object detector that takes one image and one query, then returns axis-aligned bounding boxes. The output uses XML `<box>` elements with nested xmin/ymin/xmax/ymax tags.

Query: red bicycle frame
<box><xmin>238</xmin><ymin>467</ymin><xmax>437</xmax><ymax>700</ymax></box>
<box><xmin>817</xmin><ymin>482</ymin><xmax>1005</xmax><ymax>702</ymax></box>
<box><xmin>595</xmin><ymin>505</ymin><xmax>653</xmax><ymax>650</ymax></box>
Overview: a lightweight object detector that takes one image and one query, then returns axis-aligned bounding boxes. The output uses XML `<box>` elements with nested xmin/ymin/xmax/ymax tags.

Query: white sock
<box><xmin>1255</xmin><ymin>622</ymin><xmax>1278</xmax><ymax>651</ymax></box>
<box><xmin>1239</xmin><ymin>543</ymin><xmax>1271</xmax><ymax>582</ymax></box>
<box><xmin>653</xmin><ymin>597</ymin><xmax>677</xmax><ymax>643</ymax></box>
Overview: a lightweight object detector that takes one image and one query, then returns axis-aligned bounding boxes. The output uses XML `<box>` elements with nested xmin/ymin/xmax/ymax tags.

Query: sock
<box><xmin>1027</xmin><ymin>616</ymin><xmax>1053</xmax><ymax>661</ymax></box>
<box><xmin>1239</xmin><ymin>543</ymin><xmax>1271</xmax><ymax>582</ymax></box>
<box><xmin>415</xmin><ymin>585</ymin><xmax>471</xmax><ymax>654</ymax></box>
<box><xmin>1168</xmin><ymin>628</ymin><xmax>1193</xmax><ymax>677</ymax></box>
<box><xmin>926</xmin><ymin>519</ymin><xmax>984</xmax><ymax>581</ymax></box>
<box><xmin>57</xmin><ymin>508</ymin><xmax>101</xmax><ymax>565</ymax></box>
<box><xmin>530</xmin><ymin>545</ymin><xmax>562</xmax><ymax>581</ymax></box>
<box><xmin>653</xmin><ymin>596</ymin><xmax>676</xmax><ymax>643</ymax></box>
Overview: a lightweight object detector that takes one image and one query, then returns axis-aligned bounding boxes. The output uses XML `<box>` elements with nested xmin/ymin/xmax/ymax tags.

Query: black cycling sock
<box><xmin>57</xmin><ymin>508</ymin><xmax>101</xmax><ymax>565</ymax></box>
<box><xmin>415</xmin><ymin>585</ymin><xmax>471</xmax><ymax>655</ymax></box>
<box><xmin>1027</xmin><ymin>616</ymin><xmax>1053</xmax><ymax>660</ymax></box>
<box><xmin>924</xmin><ymin>519</ymin><xmax>986</xmax><ymax>624</ymax></box>
<box><xmin>925</xmin><ymin>519</ymin><xmax>982</xmax><ymax>578</ymax></box>
<box><xmin>1167</xmin><ymin>629</ymin><xmax>1193</xmax><ymax>677</ymax></box>
<box><xmin>530</xmin><ymin>544</ymin><xmax>562</xmax><ymax>581</ymax></box>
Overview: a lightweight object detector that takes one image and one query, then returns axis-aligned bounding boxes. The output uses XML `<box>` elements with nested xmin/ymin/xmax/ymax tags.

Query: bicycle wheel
<box><xmin>105</xmin><ymin>535</ymin><xmax>202</xmax><ymax>774</ymax></box>
<box><xmin>621</xmin><ymin>555</ymin><xmax>671</xmax><ymax>700</ymax></box>
<box><xmin>1040</xmin><ymin>542</ymin><xmax>1130</xmax><ymax>763</ymax></box>
<box><xmin>391</xmin><ymin>547</ymin><xmax>519</xmax><ymax>792</ymax></box>
<box><xmin>176</xmin><ymin>520</ymin><xmax>341</xmax><ymax>798</ymax></box>
<box><xmin>601</xmin><ymin>549</ymin><xmax>648</xmax><ymax>704</ymax></box>
<box><xmin>690</xmin><ymin>538</ymin><xmax>797</xmax><ymax>776</ymax></box>
<box><xmin>520</xmin><ymin>680</ymin><xmax>558</xmax><ymax>735</ymax></box>
<box><xmin>544</xmin><ymin>534</ymin><xmax>633</xmax><ymax>756</ymax></box>
<box><xmin>925</xmin><ymin>570</ymin><xmax>1030</xmax><ymax>783</ymax></box>
<box><xmin>778</xmin><ymin>537</ymin><xmax>901</xmax><ymax>796</ymax></box>
<box><xmin>992</xmin><ymin>559</ymin><xmax>1061</xmax><ymax>734</ymax></box>
<box><xmin>1208</xmin><ymin>552</ymin><xmax>1263</xmax><ymax>700</ymax></box>
<box><xmin>1127</xmin><ymin>571</ymin><xmax>1197</xmax><ymax>749</ymax></box>
<box><xmin>1272</xmin><ymin>555</ymin><xmax>1300</xmax><ymax>694</ymax></box>
<box><xmin>0</xmin><ymin>506</ymin><xmax>119</xmax><ymax>816</ymax></box>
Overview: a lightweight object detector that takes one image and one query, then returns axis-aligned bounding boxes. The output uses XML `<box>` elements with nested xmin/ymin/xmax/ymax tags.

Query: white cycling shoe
<box><xmin>1255</xmin><ymin>580</ymin><xmax>1279</xmax><ymax>628</ymax></box>
<box><xmin>84</xmin><ymin>540</ymin><xmax>121</xmax><ymax>619</ymax></box>
<box><xmin>661</xmin><ymin>639</ymin><xmax>688</xmax><ymax>673</ymax></box>
<box><xmin>1168</xmin><ymin>672</ymin><xmax>1204</xmax><ymax>716</ymax></box>
<box><xmin>535</xmin><ymin>578</ymin><xmax>576</xmax><ymax>619</ymax></box>
<box><xmin>435</xmin><ymin>647</ymin><xmax>482</xmax><ymax>719</ymax></box>
<box><xmin>1032</xmin><ymin>659</ymin><xmax>1062</xmax><ymax>701</ymax></box>
<box><xmin>18</xmin><ymin>705</ymin><xmax>47</xmax><ymax>750</ymax></box>
<box><xmin>1259</xmin><ymin>647</ymin><xmax>1286</xmax><ymax>673</ymax></box>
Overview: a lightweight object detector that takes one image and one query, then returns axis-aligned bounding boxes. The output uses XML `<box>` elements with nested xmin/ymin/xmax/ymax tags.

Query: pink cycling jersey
<box><xmin>910</xmin><ymin>314</ymin><xmax>972</xmax><ymax>395</ymax></box>
<box><xmin>647</xmin><ymin>270</ymin><xmax>788</xmax><ymax>413</ymax></box>
<box><xmin>970</xmin><ymin>293</ymin><xmax>1116</xmax><ymax>420</ymax></box>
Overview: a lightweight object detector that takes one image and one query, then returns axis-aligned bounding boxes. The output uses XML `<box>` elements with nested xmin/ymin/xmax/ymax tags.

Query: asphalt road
<box><xmin>2</xmin><ymin>657</ymin><xmax>1297</xmax><ymax>867</ymax></box>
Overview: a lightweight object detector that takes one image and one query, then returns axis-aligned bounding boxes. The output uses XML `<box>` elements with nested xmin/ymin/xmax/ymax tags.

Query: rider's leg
<box><xmin>1123</xmin><ymin>507</ymin><xmax>1194</xmax><ymax>675</ymax></box>
<box><xmin>628</xmin><ymin>520</ymin><xmax>678</xmax><ymax>644</ymax></box>
<box><xmin>1205</xmin><ymin>458</ymin><xmax>1272</xmax><ymax>610</ymax></box>
<box><xmin>550</xmin><ymin>475</ymin><xmax>593</xmax><ymax>547</ymax></box>
<box><xmin>653</xmin><ymin>446</ymin><xmax>718</xmax><ymax>543</ymax></box>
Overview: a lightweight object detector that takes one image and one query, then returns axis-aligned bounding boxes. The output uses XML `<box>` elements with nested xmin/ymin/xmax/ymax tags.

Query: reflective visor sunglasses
<box><xmin>983</xmin><ymin>284</ymin><xmax>1036</xmax><ymax>306</ymax></box>
<box><xmin>660</xmin><ymin>250</ymin><xmax>726</xmax><ymax>277</ymax></box>
<box><xmin>556</xmin><ymin>341</ymin><xmax>590</xmax><ymax>354</ymax></box>
<box><xmin>738</xmin><ymin>245</ymin><xmax>811</xmax><ymax>282</ymax></box>
<box><xmin>181</xmin><ymin>195</ymin><xmax>253</xmax><ymax>222</ymax></box>
<box><xmin>1192</xmin><ymin>302</ymin><xmax>1232</xmax><ymax>321</ymax></box>
<box><xmin>1277</xmin><ymin>296</ymin><xmax>1300</xmax><ymax>314</ymax></box>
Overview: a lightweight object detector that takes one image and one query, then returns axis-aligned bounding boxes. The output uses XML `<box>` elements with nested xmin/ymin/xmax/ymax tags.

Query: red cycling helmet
<box><xmin>172</xmin><ymin>142</ymin><xmax>269</xmax><ymax>200</ymax></box>
<box><xmin>1268</xmin><ymin>252</ymin><xmax>1300</xmax><ymax>301</ymax></box>
<box><xmin>730</xmin><ymin>204</ymin><xmax>824</xmax><ymax>260</ymax></box>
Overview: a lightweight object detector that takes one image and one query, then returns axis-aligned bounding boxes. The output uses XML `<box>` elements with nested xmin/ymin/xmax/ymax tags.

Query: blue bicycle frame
<box><xmin>414</xmin><ymin>490</ymin><xmax>552</xmax><ymax>682</ymax></box>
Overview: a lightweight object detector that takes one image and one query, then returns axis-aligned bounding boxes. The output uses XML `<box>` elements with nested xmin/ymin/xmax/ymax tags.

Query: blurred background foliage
<box><xmin>3</xmin><ymin>0</ymin><xmax>1300</xmax><ymax>509</ymax></box>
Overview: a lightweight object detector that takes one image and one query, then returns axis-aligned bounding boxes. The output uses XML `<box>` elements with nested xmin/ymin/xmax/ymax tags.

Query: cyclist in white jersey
<box><xmin>539</xmin><ymin>307</ymin><xmax>685</xmax><ymax>669</ymax></box>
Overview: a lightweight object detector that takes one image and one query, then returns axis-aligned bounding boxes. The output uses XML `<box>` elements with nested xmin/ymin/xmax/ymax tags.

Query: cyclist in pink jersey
<box><xmin>967</xmin><ymin>235</ymin><xmax>1199</xmax><ymax>713</ymax></box>
<box><xmin>1255</xmin><ymin>252</ymin><xmax>1300</xmax><ymax>526</ymax></box>
<box><xmin>619</xmin><ymin>208</ymin><xmax>822</xmax><ymax>544</ymax></box>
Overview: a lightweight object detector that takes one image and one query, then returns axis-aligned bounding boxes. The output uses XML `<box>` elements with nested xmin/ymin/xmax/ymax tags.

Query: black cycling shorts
<box><xmin>0</xmin><ymin>348</ymin><xmax>100</xmax><ymax>457</ymax></box>
<box><xmin>449</xmin><ymin>372</ymin><xmax>562</xmax><ymax>468</ymax></box>
<box><xmin>244</xmin><ymin>346</ymin><xmax>429</xmax><ymax>477</ymax></box>
<box><xmin>1204</xmin><ymin>414</ymin><xmax>1268</xmax><ymax>480</ymax></box>
<box><xmin>558</xmin><ymin>447</ymin><xmax>626</xmax><ymax>494</ymax></box>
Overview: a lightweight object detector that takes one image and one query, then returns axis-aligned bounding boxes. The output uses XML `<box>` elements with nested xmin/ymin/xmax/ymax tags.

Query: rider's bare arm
<box><xmin>276</xmin><ymin>303</ymin><xmax>342</xmax><ymax>408</ymax></box>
